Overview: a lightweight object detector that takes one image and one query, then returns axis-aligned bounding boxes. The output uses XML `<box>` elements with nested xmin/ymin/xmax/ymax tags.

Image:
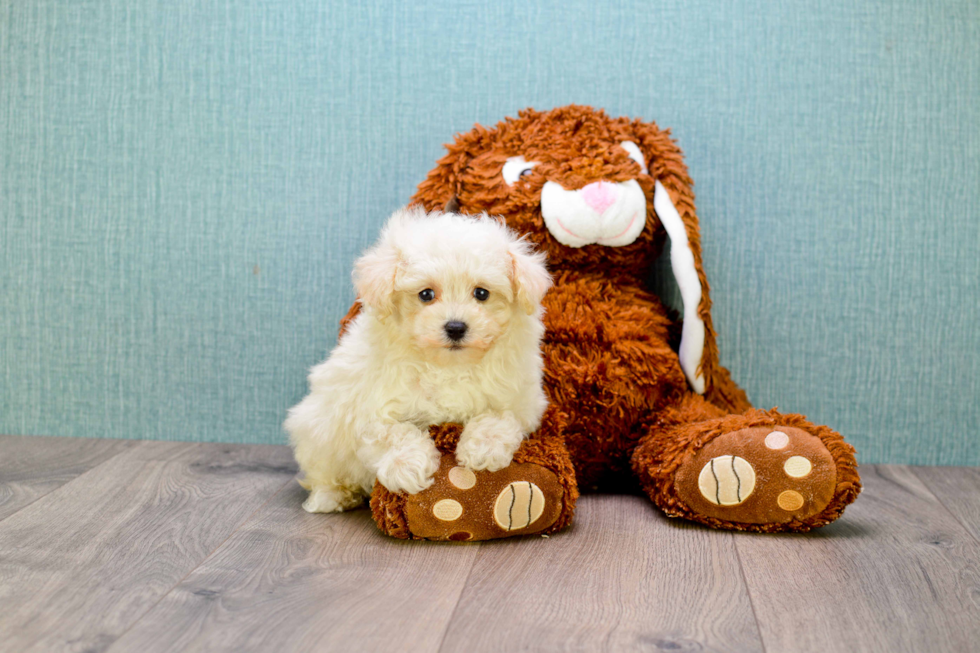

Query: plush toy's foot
<box><xmin>634</xmin><ymin>409</ymin><xmax>861</xmax><ymax>532</ymax></box>
<box><xmin>674</xmin><ymin>425</ymin><xmax>842</xmax><ymax>525</ymax></box>
<box><xmin>371</xmin><ymin>425</ymin><xmax>578</xmax><ymax>541</ymax></box>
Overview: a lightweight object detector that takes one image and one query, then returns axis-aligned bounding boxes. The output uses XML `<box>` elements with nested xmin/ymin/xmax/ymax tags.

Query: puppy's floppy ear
<box><xmin>508</xmin><ymin>239</ymin><xmax>552</xmax><ymax>315</ymax></box>
<box><xmin>352</xmin><ymin>232</ymin><xmax>402</xmax><ymax>317</ymax></box>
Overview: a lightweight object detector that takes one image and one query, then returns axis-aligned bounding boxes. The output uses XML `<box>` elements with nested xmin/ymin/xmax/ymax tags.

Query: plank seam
<box><xmin>910</xmin><ymin>466</ymin><xmax>980</xmax><ymax>548</ymax></box>
<box><xmin>732</xmin><ymin>532</ymin><xmax>770</xmax><ymax>653</ymax></box>
<box><xmin>102</xmin><ymin>473</ymin><xmax>298</xmax><ymax>653</ymax></box>
<box><xmin>0</xmin><ymin>440</ymin><xmax>139</xmax><ymax>526</ymax></box>
<box><xmin>435</xmin><ymin>541</ymin><xmax>483</xmax><ymax>653</ymax></box>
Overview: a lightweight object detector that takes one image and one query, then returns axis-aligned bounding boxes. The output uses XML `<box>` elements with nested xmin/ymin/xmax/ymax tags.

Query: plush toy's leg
<box><xmin>370</xmin><ymin>409</ymin><xmax>578</xmax><ymax>541</ymax></box>
<box><xmin>631</xmin><ymin>395</ymin><xmax>861</xmax><ymax>532</ymax></box>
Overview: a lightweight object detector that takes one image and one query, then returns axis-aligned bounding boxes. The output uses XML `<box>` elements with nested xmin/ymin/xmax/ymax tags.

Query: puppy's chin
<box><xmin>417</xmin><ymin>340</ymin><xmax>491</xmax><ymax>366</ymax></box>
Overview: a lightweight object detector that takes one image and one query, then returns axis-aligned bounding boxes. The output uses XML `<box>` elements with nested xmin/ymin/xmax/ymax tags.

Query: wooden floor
<box><xmin>1</xmin><ymin>436</ymin><xmax>978</xmax><ymax>653</ymax></box>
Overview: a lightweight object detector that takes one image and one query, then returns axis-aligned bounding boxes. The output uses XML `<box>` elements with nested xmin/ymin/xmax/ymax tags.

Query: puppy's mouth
<box><xmin>440</xmin><ymin>338</ymin><xmax>492</xmax><ymax>352</ymax></box>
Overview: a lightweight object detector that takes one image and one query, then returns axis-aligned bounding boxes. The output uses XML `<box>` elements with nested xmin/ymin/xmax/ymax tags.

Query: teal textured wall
<box><xmin>1</xmin><ymin>1</ymin><xmax>978</xmax><ymax>465</ymax></box>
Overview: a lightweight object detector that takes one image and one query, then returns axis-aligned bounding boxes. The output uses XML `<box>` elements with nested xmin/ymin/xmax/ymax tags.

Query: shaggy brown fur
<box><xmin>364</xmin><ymin>105</ymin><xmax>859</xmax><ymax>537</ymax></box>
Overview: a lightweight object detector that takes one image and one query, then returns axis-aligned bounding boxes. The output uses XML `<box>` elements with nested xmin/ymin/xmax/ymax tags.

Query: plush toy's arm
<box><xmin>369</xmin><ymin>407</ymin><xmax>579</xmax><ymax>541</ymax></box>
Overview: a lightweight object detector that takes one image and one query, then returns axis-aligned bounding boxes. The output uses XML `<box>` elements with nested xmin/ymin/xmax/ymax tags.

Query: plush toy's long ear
<box><xmin>653</xmin><ymin>180</ymin><xmax>707</xmax><ymax>394</ymax></box>
<box><xmin>631</xmin><ymin>120</ymin><xmax>722</xmax><ymax>399</ymax></box>
<box><xmin>443</xmin><ymin>195</ymin><xmax>461</xmax><ymax>213</ymax></box>
<box><xmin>411</xmin><ymin>124</ymin><xmax>496</xmax><ymax>212</ymax></box>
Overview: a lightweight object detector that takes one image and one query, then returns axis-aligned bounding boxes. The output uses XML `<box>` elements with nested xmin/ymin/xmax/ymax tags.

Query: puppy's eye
<box><xmin>473</xmin><ymin>288</ymin><xmax>490</xmax><ymax>302</ymax></box>
<box><xmin>418</xmin><ymin>289</ymin><xmax>435</xmax><ymax>303</ymax></box>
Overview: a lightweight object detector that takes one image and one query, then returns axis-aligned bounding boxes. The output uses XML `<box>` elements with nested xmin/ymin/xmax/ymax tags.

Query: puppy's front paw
<box><xmin>456</xmin><ymin>413</ymin><xmax>525</xmax><ymax>472</ymax></box>
<box><xmin>376</xmin><ymin>441</ymin><xmax>441</xmax><ymax>495</ymax></box>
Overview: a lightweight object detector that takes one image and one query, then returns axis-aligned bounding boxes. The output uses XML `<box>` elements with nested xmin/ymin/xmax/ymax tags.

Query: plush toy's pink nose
<box><xmin>580</xmin><ymin>181</ymin><xmax>618</xmax><ymax>214</ymax></box>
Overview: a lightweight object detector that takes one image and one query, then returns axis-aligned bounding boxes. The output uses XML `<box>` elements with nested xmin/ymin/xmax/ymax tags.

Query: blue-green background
<box><xmin>2</xmin><ymin>1</ymin><xmax>978</xmax><ymax>465</ymax></box>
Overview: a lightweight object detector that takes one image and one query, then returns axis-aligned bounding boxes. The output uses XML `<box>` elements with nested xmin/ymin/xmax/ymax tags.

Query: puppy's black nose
<box><xmin>444</xmin><ymin>321</ymin><xmax>468</xmax><ymax>342</ymax></box>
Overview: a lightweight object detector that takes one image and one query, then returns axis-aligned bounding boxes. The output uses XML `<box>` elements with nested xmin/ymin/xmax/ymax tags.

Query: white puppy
<box><xmin>285</xmin><ymin>207</ymin><xmax>552</xmax><ymax>513</ymax></box>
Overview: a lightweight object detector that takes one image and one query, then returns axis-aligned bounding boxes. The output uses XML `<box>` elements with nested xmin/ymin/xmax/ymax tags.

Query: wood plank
<box><xmin>913</xmin><ymin>466</ymin><xmax>980</xmax><ymax>543</ymax></box>
<box><xmin>439</xmin><ymin>494</ymin><xmax>764</xmax><ymax>653</ymax></box>
<box><xmin>734</xmin><ymin>465</ymin><xmax>980</xmax><ymax>653</ymax></box>
<box><xmin>0</xmin><ymin>440</ymin><xmax>296</xmax><ymax>653</ymax></box>
<box><xmin>0</xmin><ymin>434</ymin><xmax>136</xmax><ymax>521</ymax></box>
<box><xmin>107</xmin><ymin>483</ymin><xmax>480</xmax><ymax>653</ymax></box>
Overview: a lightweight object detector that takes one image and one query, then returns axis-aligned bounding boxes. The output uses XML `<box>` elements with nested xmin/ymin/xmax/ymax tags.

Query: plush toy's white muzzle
<box><xmin>540</xmin><ymin>179</ymin><xmax>647</xmax><ymax>248</ymax></box>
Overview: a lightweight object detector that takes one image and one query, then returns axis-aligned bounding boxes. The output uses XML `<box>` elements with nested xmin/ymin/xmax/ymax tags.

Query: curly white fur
<box><xmin>285</xmin><ymin>207</ymin><xmax>552</xmax><ymax>513</ymax></box>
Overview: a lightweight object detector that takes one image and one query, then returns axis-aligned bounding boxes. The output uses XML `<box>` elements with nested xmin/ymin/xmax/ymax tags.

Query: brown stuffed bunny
<box><xmin>363</xmin><ymin>105</ymin><xmax>860</xmax><ymax>540</ymax></box>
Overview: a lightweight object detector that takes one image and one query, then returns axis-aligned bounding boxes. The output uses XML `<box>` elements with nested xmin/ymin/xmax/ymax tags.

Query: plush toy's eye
<box><xmin>502</xmin><ymin>156</ymin><xmax>539</xmax><ymax>186</ymax></box>
<box><xmin>473</xmin><ymin>287</ymin><xmax>490</xmax><ymax>302</ymax></box>
<box><xmin>619</xmin><ymin>141</ymin><xmax>649</xmax><ymax>174</ymax></box>
<box><xmin>418</xmin><ymin>289</ymin><xmax>435</xmax><ymax>303</ymax></box>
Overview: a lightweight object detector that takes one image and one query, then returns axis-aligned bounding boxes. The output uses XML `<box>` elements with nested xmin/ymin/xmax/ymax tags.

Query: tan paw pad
<box><xmin>432</xmin><ymin>499</ymin><xmax>463</xmax><ymax>521</ymax></box>
<box><xmin>783</xmin><ymin>456</ymin><xmax>813</xmax><ymax>478</ymax></box>
<box><xmin>777</xmin><ymin>490</ymin><xmax>805</xmax><ymax>511</ymax></box>
<box><xmin>447</xmin><ymin>466</ymin><xmax>477</xmax><ymax>489</ymax></box>
<box><xmin>697</xmin><ymin>455</ymin><xmax>756</xmax><ymax>506</ymax></box>
<box><xmin>765</xmin><ymin>430</ymin><xmax>790</xmax><ymax>450</ymax></box>
<box><xmin>494</xmin><ymin>481</ymin><xmax>545</xmax><ymax>531</ymax></box>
